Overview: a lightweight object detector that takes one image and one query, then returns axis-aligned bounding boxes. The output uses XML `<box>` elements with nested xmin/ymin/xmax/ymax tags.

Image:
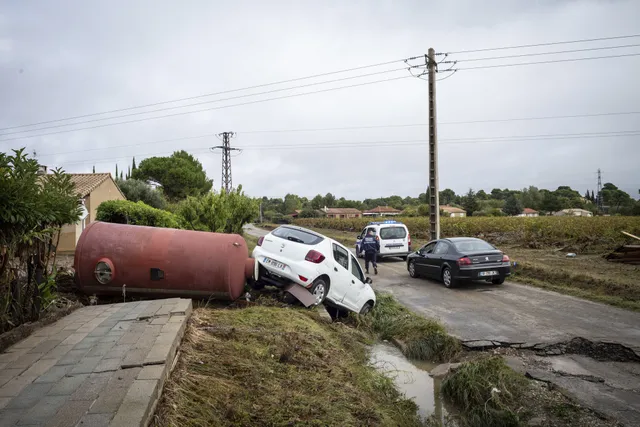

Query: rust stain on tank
<box><xmin>74</xmin><ymin>221</ymin><xmax>254</xmax><ymax>300</ymax></box>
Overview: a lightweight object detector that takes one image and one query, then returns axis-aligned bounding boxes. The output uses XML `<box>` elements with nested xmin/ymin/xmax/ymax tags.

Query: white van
<box><xmin>355</xmin><ymin>220</ymin><xmax>412</xmax><ymax>260</ymax></box>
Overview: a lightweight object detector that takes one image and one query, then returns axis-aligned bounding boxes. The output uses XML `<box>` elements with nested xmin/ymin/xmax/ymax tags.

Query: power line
<box><xmin>42</xmin><ymin>130</ymin><xmax>640</xmax><ymax>166</ymax></box>
<box><xmin>451</xmin><ymin>52</ymin><xmax>640</xmax><ymax>71</ymax></box>
<box><xmin>451</xmin><ymin>43</ymin><xmax>640</xmax><ymax>62</ymax></box>
<box><xmin>0</xmin><ymin>56</ymin><xmax>420</xmax><ymax>132</ymax></box>
<box><xmin>443</xmin><ymin>34</ymin><xmax>640</xmax><ymax>54</ymax></box>
<box><xmin>438</xmin><ymin>111</ymin><xmax>640</xmax><ymax>125</ymax></box>
<box><xmin>31</xmin><ymin>111</ymin><xmax>640</xmax><ymax>158</ymax></box>
<box><xmin>0</xmin><ymin>75</ymin><xmax>413</xmax><ymax>144</ymax></box>
<box><xmin>0</xmin><ymin>67</ymin><xmax>413</xmax><ymax>138</ymax></box>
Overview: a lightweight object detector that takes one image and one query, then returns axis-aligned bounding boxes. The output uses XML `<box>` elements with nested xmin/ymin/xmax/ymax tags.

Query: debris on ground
<box><xmin>604</xmin><ymin>231</ymin><xmax>640</xmax><ymax>265</ymax></box>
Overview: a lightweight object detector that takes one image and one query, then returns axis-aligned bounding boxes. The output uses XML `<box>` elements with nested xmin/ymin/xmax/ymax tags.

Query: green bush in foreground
<box><xmin>96</xmin><ymin>200</ymin><xmax>183</xmax><ymax>229</ymax></box>
<box><xmin>354</xmin><ymin>292</ymin><xmax>460</xmax><ymax>362</ymax></box>
<box><xmin>442</xmin><ymin>357</ymin><xmax>529</xmax><ymax>427</ymax></box>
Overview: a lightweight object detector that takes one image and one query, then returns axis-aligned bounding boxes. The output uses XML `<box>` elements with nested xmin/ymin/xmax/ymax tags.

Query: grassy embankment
<box><xmin>291</xmin><ymin>217</ymin><xmax>640</xmax><ymax>311</ymax></box>
<box><xmin>155</xmin><ymin>292</ymin><xmax>609</xmax><ymax>427</ymax></box>
<box><xmin>153</xmin><ymin>302</ymin><xmax>426</xmax><ymax>426</ymax></box>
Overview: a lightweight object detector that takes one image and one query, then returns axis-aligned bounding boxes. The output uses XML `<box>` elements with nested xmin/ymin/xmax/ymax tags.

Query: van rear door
<box><xmin>379</xmin><ymin>226</ymin><xmax>408</xmax><ymax>255</ymax></box>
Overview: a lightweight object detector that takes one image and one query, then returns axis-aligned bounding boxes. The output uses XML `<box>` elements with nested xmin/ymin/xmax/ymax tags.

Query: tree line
<box><xmin>102</xmin><ymin>150</ymin><xmax>638</xmax><ymax>219</ymax></box>
<box><xmin>260</xmin><ymin>184</ymin><xmax>640</xmax><ymax>221</ymax></box>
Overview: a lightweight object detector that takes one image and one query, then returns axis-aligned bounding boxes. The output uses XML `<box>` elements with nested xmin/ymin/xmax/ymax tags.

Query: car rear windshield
<box><xmin>272</xmin><ymin>227</ymin><xmax>324</xmax><ymax>245</ymax></box>
<box><xmin>453</xmin><ymin>240</ymin><xmax>495</xmax><ymax>252</ymax></box>
<box><xmin>379</xmin><ymin>226</ymin><xmax>407</xmax><ymax>240</ymax></box>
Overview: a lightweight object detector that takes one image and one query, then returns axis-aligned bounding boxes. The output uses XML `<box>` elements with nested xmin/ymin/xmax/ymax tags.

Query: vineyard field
<box><xmin>292</xmin><ymin>216</ymin><xmax>640</xmax><ymax>251</ymax></box>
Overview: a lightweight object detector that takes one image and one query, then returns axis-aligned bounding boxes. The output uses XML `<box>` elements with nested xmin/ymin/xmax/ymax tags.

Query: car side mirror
<box><xmin>357</xmin><ymin>235</ymin><xmax>362</xmax><ymax>240</ymax></box>
<box><xmin>365</xmin><ymin>277</ymin><xmax>373</xmax><ymax>284</ymax></box>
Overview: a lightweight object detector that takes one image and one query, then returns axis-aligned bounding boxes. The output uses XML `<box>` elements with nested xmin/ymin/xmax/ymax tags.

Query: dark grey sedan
<box><xmin>406</xmin><ymin>237</ymin><xmax>511</xmax><ymax>288</ymax></box>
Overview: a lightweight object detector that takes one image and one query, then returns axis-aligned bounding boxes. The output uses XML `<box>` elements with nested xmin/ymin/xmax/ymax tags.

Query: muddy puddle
<box><xmin>370</xmin><ymin>343</ymin><xmax>453</xmax><ymax>424</ymax></box>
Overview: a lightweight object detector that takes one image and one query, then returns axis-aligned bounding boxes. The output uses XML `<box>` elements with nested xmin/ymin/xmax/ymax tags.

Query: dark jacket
<box><xmin>361</xmin><ymin>235</ymin><xmax>380</xmax><ymax>253</ymax></box>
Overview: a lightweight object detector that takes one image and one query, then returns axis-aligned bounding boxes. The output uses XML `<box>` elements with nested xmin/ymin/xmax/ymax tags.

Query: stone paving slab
<box><xmin>0</xmin><ymin>298</ymin><xmax>192</xmax><ymax>427</ymax></box>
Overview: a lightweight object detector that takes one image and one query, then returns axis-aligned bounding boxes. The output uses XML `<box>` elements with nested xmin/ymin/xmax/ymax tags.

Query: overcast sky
<box><xmin>1</xmin><ymin>0</ymin><xmax>638</xmax><ymax>200</ymax></box>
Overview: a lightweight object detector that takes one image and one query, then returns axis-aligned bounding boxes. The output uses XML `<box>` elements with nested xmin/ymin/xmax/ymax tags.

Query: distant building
<box><xmin>518</xmin><ymin>208</ymin><xmax>539</xmax><ymax>217</ymax></box>
<box><xmin>321</xmin><ymin>207</ymin><xmax>362</xmax><ymax>219</ymax></box>
<box><xmin>57</xmin><ymin>173</ymin><xmax>125</xmax><ymax>253</ymax></box>
<box><xmin>290</xmin><ymin>209</ymin><xmax>326</xmax><ymax>218</ymax></box>
<box><xmin>363</xmin><ymin>206</ymin><xmax>402</xmax><ymax>217</ymax></box>
<box><xmin>554</xmin><ymin>208</ymin><xmax>593</xmax><ymax>217</ymax></box>
<box><xmin>440</xmin><ymin>205</ymin><xmax>467</xmax><ymax>218</ymax></box>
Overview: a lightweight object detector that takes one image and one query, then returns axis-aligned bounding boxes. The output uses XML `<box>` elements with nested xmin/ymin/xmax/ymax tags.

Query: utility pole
<box><xmin>210</xmin><ymin>132</ymin><xmax>240</xmax><ymax>193</ymax></box>
<box><xmin>427</xmin><ymin>48</ymin><xmax>440</xmax><ymax>240</ymax></box>
<box><xmin>596</xmin><ymin>168</ymin><xmax>603</xmax><ymax>214</ymax></box>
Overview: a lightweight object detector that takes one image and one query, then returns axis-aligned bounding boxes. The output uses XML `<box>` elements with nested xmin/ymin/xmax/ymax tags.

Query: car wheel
<box><xmin>492</xmin><ymin>277</ymin><xmax>505</xmax><ymax>285</ymax></box>
<box><xmin>359</xmin><ymin>302</ymin><xmax>373</xmax><ymax>315</ymax></box>
<box><xmin>310</xmin><ymin>278</ymin><xmax>329</xmax><ymax>306</ymax></box>
<box><xmin>408</xmin><ymin>261</ymin><xmax>419</xmax><ymax>278</ymax></box>
<box><xmin>442</xmin><ymin>267</ymin><xmax>456</xmax><ymax>288</ymax></box>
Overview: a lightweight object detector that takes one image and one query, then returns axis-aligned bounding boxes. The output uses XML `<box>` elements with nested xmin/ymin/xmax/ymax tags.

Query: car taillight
<box><xmin>257</xmin><ymin>236</ymin><xmax>264</xmax><ymax>246</ymax></box>
<box><xmin>305</xmin><ymin>250</ymin><xmax>325</xmax><ymax>264</ymax></box>
<box><xmin>457</xmin><ymin>256</ymin><xmax>472</xmax><ymax>266</ymax></box>
<box><xmin>502</xmin><ymin>254</ymin><xmax>510</xmax><ymax>263</ymax></box>
<box><xmin>407</xmin><ymin>233</ymin><xmax>411</xmax><ymax>246</ymax></box>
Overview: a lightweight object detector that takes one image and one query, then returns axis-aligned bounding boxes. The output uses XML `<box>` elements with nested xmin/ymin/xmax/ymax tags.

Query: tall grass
<box><xmin>352</xmin><ymin>292</ymin><xmax>460</xmax><ymax>362</ymax></box>
<box><xmin>154</xmin><ymin>306</ymin><xmax>423</xmax><ymax>426</ymax></box>
<box><xmin>442</xmin><ymin>357</ymin><xmax>529</xmax><ymax>427</ymax></box>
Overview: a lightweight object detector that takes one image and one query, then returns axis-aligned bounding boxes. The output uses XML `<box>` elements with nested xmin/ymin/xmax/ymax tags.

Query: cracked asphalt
<box><xmin>245</xmin><ymin>225</ymin><xmax>640</xmax><ymax>425</ymax></box>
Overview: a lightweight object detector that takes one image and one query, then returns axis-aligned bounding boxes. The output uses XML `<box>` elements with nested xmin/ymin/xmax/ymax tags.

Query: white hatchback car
<box><xmin>252</xmin><ymin>225</ymin><xmax>376</xmax><ymax>315</ymax></box>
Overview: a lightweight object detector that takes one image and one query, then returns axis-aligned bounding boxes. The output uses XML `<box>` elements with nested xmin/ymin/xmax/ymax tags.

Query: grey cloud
<box><xmin>0</xmin><ymin>0</ymin><xmax>638</xmax><ymax>200</ymax></box>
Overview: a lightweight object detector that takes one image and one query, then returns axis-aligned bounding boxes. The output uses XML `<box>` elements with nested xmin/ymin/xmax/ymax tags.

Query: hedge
<box><xmin>96</xmin><ymin>200</ymin><xmax>184</xmax><ymax>229</ymax></box>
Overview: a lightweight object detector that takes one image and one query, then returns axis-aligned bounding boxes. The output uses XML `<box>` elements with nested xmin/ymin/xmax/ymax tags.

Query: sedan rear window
<box><xmin>272</xmin><ymin>227</ymin><xmax>324</xmax><ymax>245</ymax></box>
<box><xmin>453</xmin><ymin>240</ymin><xmax>495</xmax><ymax>252</ymax></box>
<box><xmin>379</xmin><ymin>226</ymin><xmax>407</xmax><ymax>240</ymax></box>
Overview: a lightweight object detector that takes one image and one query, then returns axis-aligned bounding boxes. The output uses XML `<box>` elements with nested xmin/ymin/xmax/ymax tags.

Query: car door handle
<box><xmin>352</xmin><ymin>280</ymin><xmax>355</xmax><ymax>284</ymax></box>
<box><xmin>334</xmin><ymin>267</ymin><xmax>338</xmax><ymax>272</ymax></box>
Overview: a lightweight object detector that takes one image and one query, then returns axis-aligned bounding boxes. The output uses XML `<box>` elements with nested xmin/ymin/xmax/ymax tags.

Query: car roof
<box><xmin>277</xmin><ymin>224</ymin><xmax>324</xmax><ymax>238</ymax></box>
<box><xmin>443</xmin><ymin>237</ymin><xmax>485</xmax><ymax>242</ymax></box>
<box><xmin>275</xmin><ymin>225</ymin><xmax>350</xmax><ymax>250</ymax></box>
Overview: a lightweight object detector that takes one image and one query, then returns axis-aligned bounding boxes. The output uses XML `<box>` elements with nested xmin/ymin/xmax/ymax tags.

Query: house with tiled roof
<box><xmin>440</xmin><ymin>205</ymin><xmax>467</xmax><ymax>217</ymax></box>
<box><xmin>57</xmin><ymin>173</ymin><xmax>125</xmax><ymax>253</ymax></box>
<box><xmin>517</xmin><ymin>208</ymin><xmax>539</xmax><ymax>217</ymax></box>
<box><xmin>363</xmin><ymin>206</ymin><xmax>402</xmax><ymax>217</ymax></box>
<box><xmin>321</xmin><ymin>207</ymin><xmax>362</xmax><ymax>219</ymax></box>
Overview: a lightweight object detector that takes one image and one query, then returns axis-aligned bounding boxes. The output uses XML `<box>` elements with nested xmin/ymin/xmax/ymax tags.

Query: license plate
<box><xmin>263</xmin><ymin>257</ymin><xmax>286</xmax><ymax>271</ymax></box>
<box><xmin>479</xmin><ymin>271</ymin><xmax>498</xmax><ymax>277</ymax></box>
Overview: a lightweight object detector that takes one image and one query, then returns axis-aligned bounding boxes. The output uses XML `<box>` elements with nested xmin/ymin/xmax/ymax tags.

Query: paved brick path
<box><xmin>0</xmin><ymin>298</ymin><xmax>192</xmax><ymax>427</ymax></box>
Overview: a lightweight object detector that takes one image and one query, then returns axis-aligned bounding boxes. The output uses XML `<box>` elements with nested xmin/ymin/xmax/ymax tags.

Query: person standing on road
<box><xmin>361</xmin><ymin>229</ymin><xmax>380</xmax><ymax>275</ymax></box>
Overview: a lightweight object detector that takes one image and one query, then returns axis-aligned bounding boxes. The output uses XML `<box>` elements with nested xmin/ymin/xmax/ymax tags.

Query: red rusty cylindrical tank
<box><xmin>74</xmin><ymin>221</ymin><xmax>255</xmax><ymax>300</ymax></box>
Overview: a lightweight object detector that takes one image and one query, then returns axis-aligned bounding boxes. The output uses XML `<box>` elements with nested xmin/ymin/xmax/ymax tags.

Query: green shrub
<box><xmin>175</xmin><ymin>186</ymin><xmax>259</xmax><ymax>234</ymax></box>
<box><xmin>96</xmin><ymin>200</ymin><xmax>183</xmax><ymax>229</ymax></box>
<box><xmin>442</xmin><ymin>357</ymin><xmax>529</xmax><ymax>427</ymax></box>
<box><xmin>116</xmin><ymin>178</ymin><xmax>167</xmax><ymax>209</ymax></box>
<box><xmin>1</xmin><ymin>149</ymin><xmax>82</xmax><ymax>331</ymax></box>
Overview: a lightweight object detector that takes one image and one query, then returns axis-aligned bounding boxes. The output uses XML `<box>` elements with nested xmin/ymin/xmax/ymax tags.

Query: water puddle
<box><xmin>370</xmin><ymin>343</ymin><xmax>451</xmax><ymax>424</ymax></box>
